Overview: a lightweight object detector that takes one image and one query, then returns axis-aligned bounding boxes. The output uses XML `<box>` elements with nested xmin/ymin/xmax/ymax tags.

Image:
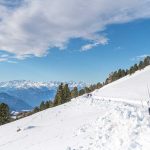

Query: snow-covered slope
<box><xmin>0</xmin><ymin>98</ymin><xmax>150</xmax><ymax>150</ymax></box>
<box><xmin>0</xmin><ymin>67</ymin><xmax>150</xmax><ymax>150</ymax></box>
<box><xmin>93</xmin><ymin>66</ymin><xmax>150</xmax><ymax>105</ymax></box>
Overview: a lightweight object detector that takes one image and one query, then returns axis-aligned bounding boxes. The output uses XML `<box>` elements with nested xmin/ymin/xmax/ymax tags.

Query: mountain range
<box><xmin>0</xmin><ymin>80</ymin><xmax>87</xmax><ymax>111</ymax></box>
<box><xmin>0</xmin><ymin>93</ymin><xmax>32</xmax><ymax>111</ymax></box>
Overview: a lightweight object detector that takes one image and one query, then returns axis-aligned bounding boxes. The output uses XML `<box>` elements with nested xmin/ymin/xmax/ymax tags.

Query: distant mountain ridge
<box><xmin>0</xmin><ymin>80</ymin><xmax>87</xmax><ymax>89</ymax></box>
<box><xmin>0</xmin><ymin>93</ymin><xmax>32</xmax><ymax>111</ymax></box>
<box><xmin>0</xmin><ymin>80</ymin><xmax>87</xmax><ymax>108</ymax></box>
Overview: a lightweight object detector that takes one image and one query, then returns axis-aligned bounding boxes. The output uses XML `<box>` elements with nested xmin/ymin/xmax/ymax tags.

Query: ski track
<box><xmin>66</xmin><ymin>98</ymin><xmax>150</xmax><ymax>150</ymax></box>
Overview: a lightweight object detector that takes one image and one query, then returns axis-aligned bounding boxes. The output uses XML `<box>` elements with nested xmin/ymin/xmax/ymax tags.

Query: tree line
<box><xmin>105</xmin><ymin>56</ymin><xmax>150</xmax><ymax>85</ymax></box>
<box><xmin>33</xmin><ymin>82</ymin><xmax>103</xmax><ymax>113</ymax></box>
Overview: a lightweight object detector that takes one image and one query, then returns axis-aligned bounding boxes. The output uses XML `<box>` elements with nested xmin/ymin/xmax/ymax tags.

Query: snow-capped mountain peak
<box><xmin>0</xmin><ymin>80</ymin><xmax>87</xmax><ymax>108</ymax></box>
<box><xmin>0</xmin><ymin>80</ymin><xmax>87</xmax><ymax>89</ymax></box>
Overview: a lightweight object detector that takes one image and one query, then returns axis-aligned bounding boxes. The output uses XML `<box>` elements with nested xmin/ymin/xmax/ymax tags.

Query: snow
<box><xmin>0</xmin><ymin>66</ymin><xmax>150</xmax><ymax>150</ymax></box>
<box><xmin>0</xmin><ymin>80</ymin><xmax>87</xmax><ymax>89</ymax></box>
<box><xmin>93</xmin><ymin>66</ymin><xmax>150</xmax><ymax>105</ymax></box>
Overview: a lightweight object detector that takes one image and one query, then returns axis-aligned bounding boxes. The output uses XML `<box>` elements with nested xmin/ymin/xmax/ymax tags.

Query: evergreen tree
<box><xmin>118</xmin><ymin>69</ymin><xmax>122</xmax><ymax>78</ymax></box>
<box><xmin>121</xmin><ymin>69</ymin><xmax>126</xmax><ymax>77</ymax></box>
<box><xmin>33</xmin><ymin>107</ymin><xmax>40</xmax><ymax>113</ymax></box>
<box><xmin>96</xmin><ymin>82</ymin><xmax>102</xmax><ymax>89</ymax></box>
<box><xmin>49</xmin><ymin>101</ymin><xmax>54</xmax><ymax>108</ymax></box>
<box><xmin>89</xmin><ymin>85</ymin><xmax>96</xmax><ymax>92</ymax></box>
<box><xmin>45</xmin><ymin>101</ymin><xmax>50</xmax><ymax>109</ymax></box>
<box><xmin>129</xmin><ymin>66</ymin><xmax>135</xmax><ymax>75</ymax></box>
<box><xmin>40</xmin><ymin>101</ymin><xmax>45</xmax><ymax>111</ymax></box>
<box><xmin>84</xmin><ymin>87</ymin><xmax>91</xmax><ymax>93</ymax></box>
<box><xmin>71</xmin><ymin>87</ymin><xmax>79</xmax><ymax>98</ymax></box>
<box><xmin>144</xmin><ymin>56</ymin><xmax>150</xmax><ymax>66</ymax></box>
<box><xmin>138</xmin><ymin>61</ymin><xmax>145</xmax><ymax>70</ymax></box>
<box><xmin>79</xmin><ymin>89</ymin><xmax>85</xmax><ymax>96</ymax></box>
<box><xmin>133</xmin><ymin>64</ymin><xmax>138</xmax><ymax>72</ymax></box>
<box><xmin>54</xmin><ymin>83</ymin><xmax>64</xmax><ymax>106</ymax></box>
<box><xmin>54</xmin><ymin>94</ymin><xmax>61</xmax><ymax>106</ymax></box>
<box><xmin>63</xmin><ymin>84</ymin><xmax>71</xmax><ymax>103</ymax></box>
<box><xmin>0</xmin><ymin>103</ymin><xmax>10</xmax><ymax>125</ymax></box>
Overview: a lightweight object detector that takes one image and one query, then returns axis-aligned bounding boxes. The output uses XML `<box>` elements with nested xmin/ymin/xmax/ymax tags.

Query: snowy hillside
<box><xmin>93</xmin><ymin>66</ymin><xmax>150</xmax><ymax>105</ymax></box>
<box><xmin>0</xmin><ymin>80</ymin><xmax>87</xmax><ymax>107</ymax></box>
<box><xmin>0</xmin><ymin>67</ymin><xmax>150</xmax><ymax>150</ymax></box>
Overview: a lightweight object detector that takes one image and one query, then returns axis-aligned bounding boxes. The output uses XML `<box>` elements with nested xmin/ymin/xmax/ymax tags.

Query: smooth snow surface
<box><xmin>93</xmin><ymin>66</ymin><xmax>150</xmax><ymax>105</ymax></box>
<box><xmin>0</xmin><ymin>66</ymin><xmax>150</xmax><ymax>150</ymax></box>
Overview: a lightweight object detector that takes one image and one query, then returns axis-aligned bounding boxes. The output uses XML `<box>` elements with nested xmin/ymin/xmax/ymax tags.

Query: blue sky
<box><xmin>0</xmin><ymin>0</ymin><xmax>150</xmax><ymax>83</ymax></box>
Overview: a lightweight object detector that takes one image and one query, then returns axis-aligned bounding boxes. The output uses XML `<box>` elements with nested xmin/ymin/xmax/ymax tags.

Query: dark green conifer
<box><xmin>33</xmin><ymin>107</ymin><xmax>40</xmax><ymax>113</ymax></box>
<box><xmin>79</xmin><ymin>89</ymin><xmax>85</xmax><ymax>96</ymax></box>
<box><xmin>40</xmin><ymin>101</ymin><xmax>45</xmax><ymax>111</ymax></box>
<box><xmin>0</xmin><ymin>103</ymin><xmax>10</xmax><ymax>125</ymax></box>
<box><xmin>71</xmin><ymin>87</ymin><xmax>79</xmax><ymax>98</ymax></box>
<box><xmin>63</xmin><ymin>84</ymin><xmax>71</xmax><ymax>103</ymax></box>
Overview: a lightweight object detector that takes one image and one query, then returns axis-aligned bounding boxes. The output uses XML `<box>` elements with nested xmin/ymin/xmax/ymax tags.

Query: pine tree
<box><xmin>121</xmin><ymin>69</ymin><xmax>126</xmax><ymax>77</ymax></box>
<box><xmin>33</xmin><ymin>107</ymin><xmax>40</xmax><ymax>113</ymax></box>
<box><xmin>63</xmin><ymin>84</ymin><xmax>71</xmax><ymax>103</ymax></box>
<box><xmin>138</xmin><ymin>61</ymin><xmax>144</xmax><ymax>70</ymax></box>
<box><xmin>144</xmin><ymin>56</ymin><xmax>150</xmax><ymax>66</ymax></box>
<box><xmin>129</xmin><ymin>66</ymin><xmax>135</xmax><ymax>75</ymax></box>
<box><xmin>79</xmin><ymin>89</ymin><xmax>85</xmax><ymax>96</ymax></box>
<box><xmin>96</xmin><ymin>82</ymin><xmax>102</xmax><ymax>89</ymax></box>
<box><xmin>54</xmin><ymin>94</ymin><xmax>61</xmax><ymax>106</ymax></box>
<box><xmin>54</xmin><ymin>83</ymin><xmax>64</xmax><ymax>106</ymax></box>
<box><xmin>133</xmin><ymin>64</ymin><xmax>138</xmax><ymax>72</ymax></box>
<box><xmin>84</xmin><ymin>87</ymin><xmax>91</xmax><ymax>93</ymax></box>
<box><xmin>40</xmin><ymin>101</ymin><xmax>45</xmax><ymax>111</ymax></box>
<box><xmin>45</xmin><ymin>101</ymin><xmax>50</xmax><ymax>109</ymax></box>
<box><xmin>49</xmin><ymin>101</ymin><xmax>54</xmax><ymax>108</ymax></box>
<box><xmin>0</xmin><ymin>103</ymin><xmax>10</xmax><ymax>125</ymax></box>
<box><xmin>71</xmin><ymin>87</ymin><xmax>78</xmax><ymax>98</ymax></box>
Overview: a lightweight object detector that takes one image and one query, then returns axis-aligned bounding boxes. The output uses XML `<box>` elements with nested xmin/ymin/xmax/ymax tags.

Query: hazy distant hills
<box><xmin>0</xmin><ymin>93</ymin><xmax>32</xmax><ymax>111</ymax></box>
<box><xmin>0</xmin><ymin>80</ymin><xmax>87</xmax><ymax>110</ymax></box>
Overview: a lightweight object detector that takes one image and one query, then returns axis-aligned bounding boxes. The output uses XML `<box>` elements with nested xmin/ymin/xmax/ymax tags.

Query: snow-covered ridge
<box><xmin>93</xmin><ymin>65</ymin><xmax>150</xmax><ymax>104</ymax></box>
<box><xmin>0</xmin><ymin>80</ymin><xmax>87</xmax><ymax>89</ymax></box>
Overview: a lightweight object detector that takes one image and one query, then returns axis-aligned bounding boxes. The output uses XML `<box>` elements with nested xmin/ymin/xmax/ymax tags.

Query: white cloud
<box><xmin>0</xmin><ymin>51</ymin><xmax>17</xmax><ymax>62</ymax></box>
<box><xmin>131</xmin><ymin>54</ymin><xmax>150</xmax><ymax>61</ymax></box>
<box><xmin>0</xmin><ymin>0</ymin><xmax>150</xmax><ymax>59</ymax></box>
<box><xmin>81</xmin><ymin>36</ymin><xmax>108</xmax><ymax>51</ymax></box>
<box><xmin>0</xmin><ymin>57</ymin><xmax>7</xmax><ymax>62</ymax></box>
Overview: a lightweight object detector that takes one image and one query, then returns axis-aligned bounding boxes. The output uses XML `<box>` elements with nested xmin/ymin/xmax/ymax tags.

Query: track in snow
<box><xmin>1</xmin><ymin>97</ymin><xmax>149</xmax><ymax>150</ymax></box>
<box><xmin>67</xmin><ymin>98</ymin><xmax>150</xmax><ymax>150</ymax></box>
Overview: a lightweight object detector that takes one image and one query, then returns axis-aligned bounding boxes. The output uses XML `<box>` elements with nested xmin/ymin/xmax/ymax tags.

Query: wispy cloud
<box><xmin>0</xmin><ymin>51</ymin><xmax>17</xmax><ymax>63</ymax></box>
<box><xmin>131</xmin><ymin>54</ymin><xmax>149</xmax><ymax>61</ymax></box>
<box><xmin>0</xmin><ymin>57</ymin><xmax>8</xmax><ymax>62</ymax></box>
<box><xmin>0</xmin><ymin>0</ymin><xmax>150</xmax><ymax>59</ymax></box>
<box><xmin>81</xmin><ymin>36</ymin><xmax>108</xmax><ymax>51</ymax></box>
